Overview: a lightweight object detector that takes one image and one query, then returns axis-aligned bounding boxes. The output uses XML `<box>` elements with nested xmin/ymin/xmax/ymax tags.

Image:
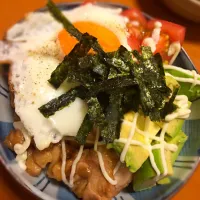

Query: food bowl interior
<box><xmin>0</xmin><ymin>3</ymin><xmax>200</xmax><ymax>200</ymax></box>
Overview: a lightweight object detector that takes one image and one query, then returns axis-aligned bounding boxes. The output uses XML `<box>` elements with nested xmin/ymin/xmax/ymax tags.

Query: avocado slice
<box><xmin>165</xmin><ymin>67</ymin><xmax>200</xmax><ymax>101</ymax></box>
<box><xmin>108</xmin><ymin>111</ymin><xmax>160</xmax><ymax>173</ymax></box>
<box><xmin>157</xmin><ymin>131</ymin><xmax>188</xmax><ymax>185</ymax></box>
<box><xmin>134</xmin><ymin>130</ymin><xmax>188</xmax><ymax>189</ymax></box>
<box><xmin>156</xmin><ymin>75</ymin><xmax>191</xmax><ymax>138</ymax></box>
<box><xmin>157</xmin><ymin>101</ymin><xmax>191</xmax><ymax>138</ymax></box>
<box><xmin>133</xmin><ymin>148</ymin><xmax>173</xmax><ymax>191</ymax></box>
<box><xmin>158</xmin><ymin>131</ymin><xmax>188</xmax><ymax>184</ymax></box>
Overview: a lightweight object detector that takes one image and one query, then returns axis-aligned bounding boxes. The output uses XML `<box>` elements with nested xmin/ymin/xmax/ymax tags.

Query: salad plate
<box><xmin>0</xmin><ymin>2</ymin><xmax>200</xmax><ymax>200</ymax></box>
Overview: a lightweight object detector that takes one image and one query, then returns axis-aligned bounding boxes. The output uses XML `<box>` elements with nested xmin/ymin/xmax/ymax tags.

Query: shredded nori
<box><xmin>39</xmin><ymin>1</ymin><xmax>176</xmax><ymax>144</ymax></box>
<box><xmin>38</xmin><ymin>86</ymin><xmax>87</xmax><ymax>118</ymax></box>
<box><xmin>75</xmin><ymin>114</ymin><xmax>93</xmax><ymax>145</ymax></box>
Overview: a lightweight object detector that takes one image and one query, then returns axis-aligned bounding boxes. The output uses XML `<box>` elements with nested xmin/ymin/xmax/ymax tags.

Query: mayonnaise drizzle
<box><xmin>166</xmin><ymin>72</ymin><xmax>200</xmax><ymax>86</ymax></box>
<box><xmin>113</xmin><ymin>161</ymin><xmax>121</xmax><ymax>175</ymax></box>
<box><xmin>152</xmin><ymin>21</ymin><xmax>162</xmax><ymax>44</ymax></box>
<box><xmin>142</xmin><ymin>21</ymin><xmax>162</xmax><ymax>53</ymax></box>
<box><xmin>69</xmin><ymin>145</ymin><xmax>84</xmax><ymax>187</ymax></box>
<box><xmin>164</xmin><ymin>64</ymin><xmax>200</xmax><ymax>80</ymax></box>
<box><xmin>61</xmin><ymin>139</ymin><xmax>71</xmax><ymax>187</ymax></box>
<box><xmin>120</xmin><ymin>112</ymin><xmax>139</xmax><ymax>163</ymax></box>
<box><xmin>168</xmin><ymin>42</ymin><xmax>181</xmax><ymax>65</ymax></box>
<box><xmin>165</xmin><ymin>95</ymin><xmax>191</xmax><ymax>121</ymax></box>
<box><xmin>159</xmin><ymin>123</ymin><xmax>169</xmax><ymax>176</ymax></box>
<box><xmin>13</xmin><ymin>122</ymin><xmax>31</xmax><ymax>155</ymax></box>
<box><xmin>61</xmin><ymin>139</ymin><xmax>84</xmax><ymax>188</ymax></box>
<box><xmin>94</xmin><ymin>128</ymin><xmax>117</xmax><ymax>185</ymax></box>
<box><xmin>16</xmin><ymin>151</ymin><xmax>28</xmax><ymax>170</ymax></box>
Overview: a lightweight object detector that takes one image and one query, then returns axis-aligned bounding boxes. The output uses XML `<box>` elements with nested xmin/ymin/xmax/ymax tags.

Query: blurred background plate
<box><xmin>161</xmin><ymin>0</ymin><xmax>200</xmax><ymax>23</ymax></box>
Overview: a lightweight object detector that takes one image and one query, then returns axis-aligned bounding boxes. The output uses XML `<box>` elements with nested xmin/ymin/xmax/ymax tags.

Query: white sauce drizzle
<box><xmin>159</xmin><ymin>123</ymin><xmax>169</xmax><ymax>176</ymax></box>
<box><xmin>165</xmin><ymin>95</ymin><xmax>191</xmax><ymax>121</ymax></box>
<box><xmin>61</xmin><ymin>139</ymin><xmax>71</xmax><ymax>187</ymax></box>
<box><xmin>164</xmin><ymin>64</ymin><xmax>200</xmax><ymax>80</ymax></box>
<box><xmin>118</xmin><ymin>114</ymin><xmax>179</xmax><ymax>178</ymax></box>
<box><xmin>142</xmin><ymin>21</ymin><xmax>162</xmax><ymax>53</ymax></box>
<box><xmin>113</xmin><ymin>161</ymin><xmax>121</xmax><ymax>175</ymax></box>
<box><xmin>97</xmin><ymin>152</ymin><xmax>117</xmax><ymax>185</ymax></box>
<box><xmin>152</xmin><ymin>21</ymin><xmax>162</xmax><ymax>44</ymax></box>
<box><xmin>142</xmin><ymin>38</ymin><xmax>156</xmax><ymax>53</ymax></box>
<box><xmin>13</xmin><ymin>122</ymin><xmax>31</xmax><ymax>155</ymax></box>
<box><xmin>166</xmin><ymin>72</ymin><xmax>200</xmax><ymax>85</ymax></box>
<box><xmin>61</xmin><ymin>139</ymin><xmax>84</xmax><ymax>188</ymax></box>
<box><xmin>69</xmin><ymin>145</ymin><xmax>84</xmax><ymax>187</ymax></box>
<box><xmin>120</xmin><ymin>112</ymin><xmax>139</xmax><ymax>162</ymax></box>
<box><xmin>15</xmin><ymin>151</ymin><xmax>27</xmax><ymax>170</ymax></box>
<box><xmin>94</xmin><ymin>128</ymin><xmax>117</xmax><ymax>185</ymax></box>
<box><xmin>191</xmin><ymin>70</ymin><xmax>198</xmax><ymax>89</ymax></box>
<box><xmin>168</xmin><ymin>42</ymin><xmax>181</xmax><ymax>64</ymax></box>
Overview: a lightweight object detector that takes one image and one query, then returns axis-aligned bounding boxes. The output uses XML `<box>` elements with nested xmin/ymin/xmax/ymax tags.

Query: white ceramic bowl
<box><xmin>161</xmin><ymin>0</ymin><xmax>200</xmax><ymax>22</ymax></box>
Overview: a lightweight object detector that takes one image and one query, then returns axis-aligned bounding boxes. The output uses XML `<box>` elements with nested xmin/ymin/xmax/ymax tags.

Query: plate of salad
<box><xmin>0</xmin><ymin>1</ymin><xmax>200</xmax><ymax>200</ymax></box>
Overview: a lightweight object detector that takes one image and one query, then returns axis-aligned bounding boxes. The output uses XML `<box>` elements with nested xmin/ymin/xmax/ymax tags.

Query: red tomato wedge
<box><xmin>147</xmin><ymin>19</ymin><xmax>186</xmax><ymax>44</ymax></box>
<box><xmin>127</xmin><ymin>34</ymin><xmax>140</xmax><ymax>51</ymax></box>
<box><xmin>82</xmin><ymin>0</ymin><xmax>95</xmax><ymax>5</ymax></box>
<box><xmin>121</xmin><ymin>8</ymin><xmax>147</xmax><ymax>27</ymax></box>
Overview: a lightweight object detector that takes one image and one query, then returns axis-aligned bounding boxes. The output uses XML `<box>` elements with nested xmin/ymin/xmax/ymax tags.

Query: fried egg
<box><xmin>0</xmin><ymin>4</ymin><xmax>131</xmax><ymax>150</ymax></box>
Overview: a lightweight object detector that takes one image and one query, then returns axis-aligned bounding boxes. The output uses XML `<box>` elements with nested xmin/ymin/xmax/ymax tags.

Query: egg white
<box><xmin>1</xmin><ymin>4</ymin><xmax>131</xmax><ymax>150</ymax></box>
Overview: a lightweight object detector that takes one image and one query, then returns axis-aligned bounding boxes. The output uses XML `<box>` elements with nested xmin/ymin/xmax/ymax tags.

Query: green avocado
<box><xmin>133</xmin><ymin>130</ymin><xmax>188</xmax><ymax>189</ymax></box>
<box><xmin>157</xmin><ymin>131</ymin><xmax>188</xmax><ymax>185</ymax></box>
<box><xmin>108</xmin><ymin>111</ymin><xmax>160</xmax><ymax>173</ymax></box>
<box><xmin>165</xmin><ymin>68</ymin><xmax>200</xmax><ymax>101</ymax></box>
<box><xmin>133</xmin><ymin>148</ymin><xmax>173</xmax><ymax>191</ymax></box>
<box><xmin>157</xmin><ymin>101</ymin><xmax>191</xmax><ymax>138</ymax></box>
<box><xmin>157</xmin><ymin>75</ymin><xmax>191</xmax><ymax>138</ymax></box>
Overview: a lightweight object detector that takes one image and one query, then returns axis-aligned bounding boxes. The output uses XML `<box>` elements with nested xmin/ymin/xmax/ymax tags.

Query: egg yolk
<box><xmin>58</xmin><ymin>21</ymin><xmax>121</xmax><ymax>55</ymax></box>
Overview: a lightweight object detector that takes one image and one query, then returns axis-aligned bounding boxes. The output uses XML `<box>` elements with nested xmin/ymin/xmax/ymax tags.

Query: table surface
<box><xmin>0</xmin><ymin>0</ymin><xmax>200</xmax><ymax>200</ymax></box>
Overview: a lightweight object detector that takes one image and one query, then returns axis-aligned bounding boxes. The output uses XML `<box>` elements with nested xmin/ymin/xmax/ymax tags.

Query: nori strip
<box><xmin>160</xmin><ymin>87</ymin><xmax>179</xmax><ymax>118</ymax></box>
<box><xmin>89</xmin><ymin>76</ymin><xmax>137</xmax><ymax>96</ymax></box>
<box><xmin>39</xmin><ymin>86</ymin><xmax>87</xmax><ymax>117</ymax></box>
<box><xmin>132</xmin><ymin>46</ymin><xmax>171</xmax><ymax>121</ymax></box>
<box><xmin>87</xmin><ymin>97</ymin><xmax>106</xmax><ymax>127</ymax></box>
<box><xmin>48</xmin><ymin>33</ymin><xmax>96</xmax><ymax>88</ymax></box>
<box><xmin>101</xmin><ymin>93</ymin><xmax>123</xmax><ymax>143</ymax></box>
<box><xmin>47</xmin><ymin>0</ymin><xmax>106</xmax><ymax>57</ymax></box>
<box><xmin>75</xmin><ymin>114</ymin><xmax>93</xmax><ymax>145</ymax></box>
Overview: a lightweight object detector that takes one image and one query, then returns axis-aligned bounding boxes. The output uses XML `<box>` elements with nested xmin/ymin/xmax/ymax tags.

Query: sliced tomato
<box><xmin>127</xmin><ymin>24</ymin><xmax>144</xmax><ymax>41</ymax></box>
<box><xmin>121</xmin><ymin>8</ymin><xmax>147</xmax><ymax>27</ymax></box>
<box><xmin>147</xmin><ymin>19</ymin><xmax>186</xmax><ymax>44</ymax></box>
<box><xmin>82</xmin><ymin>0</ymin><xmax>95</xmax><ymax>5</ymax></box>
<box><xmin>154</xmin><ymin>34</ymin><xmax>172</xmax><ymax>62</ymax></box>
<box><xmin>142</xmin><ymin>32</ymin><xmax>171</xmax><ymax>62</ymax></box>
<box><xmin>127</xmin><ymin>34</ymin><xmax>140</xmax><ymax>51</ymax></box>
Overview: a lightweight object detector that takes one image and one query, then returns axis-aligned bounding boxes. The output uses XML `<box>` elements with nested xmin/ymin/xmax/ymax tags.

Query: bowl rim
<box><xmin>0</xmin><ymin>2</ymin><xmax>199</xmax><ymax>200</ymax></box>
